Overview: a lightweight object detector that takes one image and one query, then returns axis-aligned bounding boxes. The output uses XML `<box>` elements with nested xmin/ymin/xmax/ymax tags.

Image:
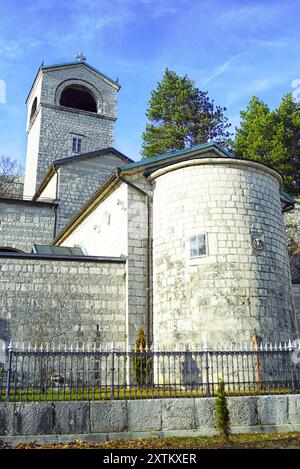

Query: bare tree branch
<box><xmin>0</xmin><ymin>156</ymin><xmax>23</xmax><ymax>196</ymax></box>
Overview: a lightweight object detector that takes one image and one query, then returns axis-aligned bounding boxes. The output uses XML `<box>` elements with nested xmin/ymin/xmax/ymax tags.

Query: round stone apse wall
<box><xmin>150</xmin><ymin>158</ymin><xmax>297</xmax><ymax>350</ymax></box>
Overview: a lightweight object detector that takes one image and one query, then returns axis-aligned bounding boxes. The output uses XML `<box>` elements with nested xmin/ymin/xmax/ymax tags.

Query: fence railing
<box><xmin>1</xmin><ymin>341</ymin><xmax>300</xmax><ymax>402</ymax></box>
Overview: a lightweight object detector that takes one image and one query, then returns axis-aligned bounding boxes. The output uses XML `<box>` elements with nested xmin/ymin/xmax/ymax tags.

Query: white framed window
<box><xmin>70</xmin><ymin>133</ymin><xmax>85</xmax><ymax>154</ymax></box>
<box><xmin>190</xmin><ymin>233</ymin><xmax>207</xmax><ymax>258</ymax></box>
<box><xmin>72</xmin><ymin>137</ymin><xmax>82</xmax><ymax>153</ymax></box>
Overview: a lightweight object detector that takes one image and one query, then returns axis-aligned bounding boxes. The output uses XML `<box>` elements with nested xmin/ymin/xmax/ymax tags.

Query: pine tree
<box><xmin>233</xmin><ymin>94</ymin><xmax>300</xmax><ymax>194</ymax></box>
<box><xmin>141</xmin><ymin>68</ymin><xmax>231</xmax><ymax>158</ymax></box>
<box><xmin>215</xmin><ymin>379</ymin><xmax>230</xmax><ymax>441</ymax></box>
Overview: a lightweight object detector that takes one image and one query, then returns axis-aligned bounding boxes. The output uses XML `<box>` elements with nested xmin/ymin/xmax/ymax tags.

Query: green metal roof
<box><xmin>118</xmin><ymin>142</ymin><xmax>234</xmax><ymax>171</ymax></box>
<box><xmin>280</xmin><ymin>190</ymin><xmax>295</xmax><ymax>203</ymax></box>
<box><xmin>32</xmin><ymin>244</ymin><xmax>84</xmax><ymax>257</ymax></box>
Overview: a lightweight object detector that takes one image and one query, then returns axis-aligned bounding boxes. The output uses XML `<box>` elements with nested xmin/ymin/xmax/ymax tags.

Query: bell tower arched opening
<box><xmin>59</xmin><ymin>85</ymin><xmax>97</xmax><ymax>113</ymax></box>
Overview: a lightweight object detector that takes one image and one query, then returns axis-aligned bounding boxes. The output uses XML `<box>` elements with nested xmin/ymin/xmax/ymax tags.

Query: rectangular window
<box><xmin>72</xmin><ymin>137</ymin><xmax>82</xmax><ymax>153</ymax></box>
<box><xmin>190</xmin><ymin>234</ymin><xmax>207</xmax><ymax>257</ymax></box>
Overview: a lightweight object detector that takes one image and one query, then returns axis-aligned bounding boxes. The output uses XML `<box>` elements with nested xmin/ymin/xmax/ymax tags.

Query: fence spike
<box><xmin>269</xmin><ymin>343</ymin><xmax>273</xmax><ymax>351</ymax></box>
<box><xmin>274</xmin><ymin>342</ymin><xmax>277</xmax><ymax>351</ymax></box>
<box><xmin>279</xmin><ymin>342</ymin><xmax>282</xmax><ymax>351</ymax></box>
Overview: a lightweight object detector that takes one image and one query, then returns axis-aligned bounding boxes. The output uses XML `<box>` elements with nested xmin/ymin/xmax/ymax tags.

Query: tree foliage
<box><xmin>232</xmin><ymin>94</ymin><xmax>300</xmax><ymax>194</ymax></box>
<box><xmin>132</xmin><ymin>327</ymin><xmax>153</xmax><ymax>386</ymax></box>
<box><xmin>215</xmin><ymin>379</ymin><xmax>230</xmax><ymax>441</ymax></box>
<box><xmin>141</xmin><ymin>68</ymin><xmax>231</xmax><ymax>158</ymax></box>
<box><xmin>0</xmin><ymin>156</ymin><xmax>23</xmax><ymax>196</ymax></box>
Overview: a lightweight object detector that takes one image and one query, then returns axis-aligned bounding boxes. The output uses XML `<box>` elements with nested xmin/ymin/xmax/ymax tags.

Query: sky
<box><xmin>0</xmin><ymin>0</ymin><xmax>300</xmax><ymax>166</ymax></box>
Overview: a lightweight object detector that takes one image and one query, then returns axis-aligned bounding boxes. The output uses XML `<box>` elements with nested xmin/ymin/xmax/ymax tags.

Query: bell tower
<box><xmin>23</xmin><ymin>56</ymin><xmax>120</xmax><ymax>197</ymax></box>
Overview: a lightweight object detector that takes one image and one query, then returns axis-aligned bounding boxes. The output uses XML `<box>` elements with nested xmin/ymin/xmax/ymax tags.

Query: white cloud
<box><xmin>202</xmin><ymin>54</ymin><xmax>240</xmax><ymax>85</ymax></box>
<box><xmin>249</xmin><ymin>79</ymin><xmax>269</xmax><ymax>92</ymax></box>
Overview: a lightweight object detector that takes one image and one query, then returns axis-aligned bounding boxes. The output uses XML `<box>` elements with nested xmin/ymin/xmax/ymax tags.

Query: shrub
<box><xmin>215</xmin><ymin>379</ymin><xmax>230</xmax><ymax>440</ymax></box>
<box><xmin>132</xmin><ymin>327</ymin><xmax>153</xmax><ymax>386</ymax></box>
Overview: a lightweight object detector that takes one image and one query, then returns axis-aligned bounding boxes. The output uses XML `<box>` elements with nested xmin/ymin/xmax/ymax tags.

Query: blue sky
<box><xmin>0</xmin><ymin>0</ymin><xmax>300</xmax><ymax>166</ymax></box>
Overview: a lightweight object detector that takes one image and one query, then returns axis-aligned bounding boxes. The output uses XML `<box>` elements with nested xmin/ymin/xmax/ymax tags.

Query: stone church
<box><xmin>0</xmin><ymin>58</ymin><xmax>299</xmax><ymax>351</ymax></box>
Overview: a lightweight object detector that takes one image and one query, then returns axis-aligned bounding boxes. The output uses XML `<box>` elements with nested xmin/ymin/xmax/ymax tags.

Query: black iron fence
<box><xmin>1</xmin><ymin>342</ymin><xmax>300</xmax><ymax>402</ymax></box>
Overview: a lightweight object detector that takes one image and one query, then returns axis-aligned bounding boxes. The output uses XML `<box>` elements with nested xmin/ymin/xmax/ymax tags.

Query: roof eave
<box><xmin>53</xmin><ymin>172</ymin><xmax>119</xmax><ymax>246</ymax></box>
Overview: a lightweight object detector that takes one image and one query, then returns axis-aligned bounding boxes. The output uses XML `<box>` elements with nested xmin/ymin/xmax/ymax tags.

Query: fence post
<box><xmin>288</xmin><ymin>340</ymin><xmax>295</xmax><ymax>394</ymax></box>
<box><xmin>110</xmin><ymin>342</ymin><xmax>115</xmax><ymax>400</ymax></box>
<box><xmin>5</xmin><ymin>341</ymin><xmax>13</xmax><ymax>402</ymax></box>
<box><xmin>204</xmin><ymin>344</ymin><xmax>210</xmax><ymax>397</ymax></box>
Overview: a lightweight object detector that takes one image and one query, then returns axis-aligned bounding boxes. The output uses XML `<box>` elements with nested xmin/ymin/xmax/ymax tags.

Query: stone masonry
<box><xmin>150</xmin><ymin>158</ymin><xmax>297</xmax><ymax>349</ymax></box>
<box><xmin>56</xmin><ymin>152</ymin><xmax>126</xmax><ymax>234</ymax></box>
<box><xmin>1</xmin><ymin>395</ymin><xmax>300</xmax><ymax>441</ymax></box>
<box><xmin>0</xmin><ymin>199</ymin><xmax>55</xmax><ymax>252</ymax></box>
<box><xmin>24</xmin><ymin>63</ymin><xmax>119</xmax><ymax>195</ymax></box>
<box><xmin>0</xmin><ymin>255</ymin><xmax>126</xmax><ymax>347</ymax></box>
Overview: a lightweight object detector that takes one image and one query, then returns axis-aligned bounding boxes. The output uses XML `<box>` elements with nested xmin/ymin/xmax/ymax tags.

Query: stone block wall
<box><xmin>292</xmin><ymin>283</ymin><xmax>300</xmax><ymax>332</ymax></box>
<box><xmin>36</xmin><ymin>106</ymin><xmax>115</xmax><ymax>189</ymax></box>
<box><xmin>56</xmin><ymin>153</ymin><xmax>124</xmax><ymax>234</ymax></box>
<box><xmin>24</xmin><ymin>63</ymin><xmax>118</xmax><ymax>194</ymax></box>
<box><xmin>0</xmin><ymin>255</ymin><xmax>126</xmax><ymax>347</ymax></box>
<box><xmin>284</xmin><ymin>197</ymin><xmax>300</xmax><ymax>251</ymax></box>
<box><xmin>125</xmin><ymin>171</ymin><xmax>153</xmax><ymax>347</ymax></box>
<box><xmin>0</xmin><ymin>199</ymin><xmax>55</xmax><ymax>252</ymax></box>
<box><xmin>151</xmin><ymin>160</ymin><xmax>297</xmax><ymax>349</ymax></box>
<box><xmin>1</xmin><ymin>395</ymin><xmax>300</xmax><ymax>442</ymax></box>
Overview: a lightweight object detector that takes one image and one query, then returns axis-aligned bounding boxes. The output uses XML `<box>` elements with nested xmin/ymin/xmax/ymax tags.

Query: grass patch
<box><xmin>0</xmin><ymin>385</ymin><xmax>296</xmax><ymax>402</ymax></box>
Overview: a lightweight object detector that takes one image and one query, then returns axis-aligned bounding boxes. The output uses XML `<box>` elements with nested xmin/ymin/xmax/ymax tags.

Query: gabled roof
<box><xmin>33</xmin><ymin>147</ymin><xmax>133</xmax><ymax>201</ymax></box>
<box><xmin>53</xmin><ymin>147</ymin><xmax>133</xmax><ymax>166</ymax></box>
<box><xmin>26</xmin><ymin>61</ymin><xmax>120</xmax><ymax>104</ymax></box>
<box><xmin>53</xmin><ymin>142</ymin><xmax>294</xmax><ymax>245</ymax></box>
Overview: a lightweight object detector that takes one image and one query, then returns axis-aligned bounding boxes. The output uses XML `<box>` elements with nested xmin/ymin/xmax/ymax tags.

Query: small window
<box><xmin>30</xmin><ymin>97</ymin><xmax>37</xmax><ymax>122</ymax></box>
<box><xmin>190</xmin><ymin>234</ymin><xmax>207</xmax><ymax>257</ymax></box>
<box><xmin>72</xmin><ymin>137</ymin><xmax>82</xmax><ymax>154</ymax></box>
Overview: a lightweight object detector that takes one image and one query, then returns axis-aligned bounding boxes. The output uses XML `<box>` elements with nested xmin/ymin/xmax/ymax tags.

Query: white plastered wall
<box><xmin>62</xmin><ymin>183</ymin><xmax>128</xmax><ymax>257</ymax></box>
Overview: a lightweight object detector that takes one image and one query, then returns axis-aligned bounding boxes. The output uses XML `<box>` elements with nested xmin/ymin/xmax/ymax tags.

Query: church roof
<box><xmin>41</xmin><ymin>62</ymin><xmax>120</xmax><ymax>89</ymax></box>
<box><xmin>53</xmin><ymin>142</ymin><xmax>294</xmax><ymax>245</ymax></box>
<box><xmin>33</xmin><ymin>147</ymin><xmax>133</xmax><ymax>201</ymax></box>
<box><xmin>119</xmin><ymin>142</ymin><xmax>234</xmax><ymax>172</ymax></box>
<box><xmin>26</xmin><ymin>61</ymin><xmax>120</xmax><ymax>103</ymax></box>
<box><xmin>53</xmin><ymin>147</ymin><xmax>133</xmax><ymax>166</ymax></box>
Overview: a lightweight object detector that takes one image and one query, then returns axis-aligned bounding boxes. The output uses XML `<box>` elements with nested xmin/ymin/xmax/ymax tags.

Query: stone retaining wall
<box><xmin>1</xmin><ymin>395</ymin><xmax>300</xmax><ymax>443</ymax></box>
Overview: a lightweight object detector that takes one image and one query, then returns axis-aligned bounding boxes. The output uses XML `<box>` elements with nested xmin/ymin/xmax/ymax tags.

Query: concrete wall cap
<box><xmin>147</xmin><ymin>157</ymin><xmax>283</xmax><ymax>185</ymax></box>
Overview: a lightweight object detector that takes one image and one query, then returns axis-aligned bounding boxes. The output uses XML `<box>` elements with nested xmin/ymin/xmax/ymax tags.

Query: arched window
<box><xmin>59</xmin><ymin>85</ymin><xmax>97</xmax><ymax>113</ymax></box>
<box><xmin>30</xmin><ymin>97</ymin><xmax>37</xmax><ymax>121</ymax></box>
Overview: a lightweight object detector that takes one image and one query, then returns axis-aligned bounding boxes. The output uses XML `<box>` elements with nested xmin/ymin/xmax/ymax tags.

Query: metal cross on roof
<box><xmin>75</xmin><ymin>52</ymin><xmax>86</xmax><ymax>63</ymax></box>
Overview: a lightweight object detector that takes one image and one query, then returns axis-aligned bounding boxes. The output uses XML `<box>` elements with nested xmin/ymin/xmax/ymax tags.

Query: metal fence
<box><xmin>1</xmin><ymin>342</ymin><xmax>300</xmax><ymax>402</ymax></box>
